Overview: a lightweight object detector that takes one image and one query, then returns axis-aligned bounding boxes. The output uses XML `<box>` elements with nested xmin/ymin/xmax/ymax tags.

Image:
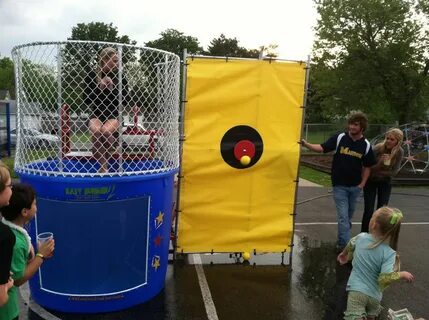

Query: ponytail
<box><xmin>369</xmin><ymin>207</ymin><xmax>403</xmax><ymax>271</ymax></box>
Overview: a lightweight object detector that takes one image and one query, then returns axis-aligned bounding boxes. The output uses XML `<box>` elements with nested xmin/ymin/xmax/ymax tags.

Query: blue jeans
<box><xmin>333</xmin><ymin>186</ymin><xmax>361</xmax><ymax>247</ymax></box>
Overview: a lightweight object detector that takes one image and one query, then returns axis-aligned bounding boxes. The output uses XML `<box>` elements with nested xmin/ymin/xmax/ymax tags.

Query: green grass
<box><xmin>1</xmin><ymin>157</ymin><xmax>18</xmax><ymax>179</ymax></box>
<box><xmin>71</xmin><ymin>132</ymin><xmax>91</xmax><ymax>143</ymax></box>
<box><xmin>1</xmin><ymin>149</ymin><xmax>58</xmax><ymax>179</ymax></box>
<box><xmin>299</xmin><ymin>165</ymin><xmax>331</xmax><ymax>187</ymax></box>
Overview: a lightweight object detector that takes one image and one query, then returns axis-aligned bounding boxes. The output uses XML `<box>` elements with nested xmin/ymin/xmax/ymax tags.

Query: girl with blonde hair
<box><xmin>338</xmin><ymin>206</ymin><xmax>414</xmax><ymax>320</ymax></box>
<box><xmin>84</xmin><ymin>46</ymin><xmax>129</xmax><ymax>173</ymax></box>
<box><xmin>361</xmin><ymin>128</ymin><xmax>404</xmax><ymax>232</ymax></box>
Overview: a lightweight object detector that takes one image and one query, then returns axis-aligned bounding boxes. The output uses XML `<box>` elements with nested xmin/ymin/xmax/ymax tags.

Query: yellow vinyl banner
<box><xmin>178</xmin><ymin>58</ymin><xmax>306</xmax><ymax>253</ymax></box>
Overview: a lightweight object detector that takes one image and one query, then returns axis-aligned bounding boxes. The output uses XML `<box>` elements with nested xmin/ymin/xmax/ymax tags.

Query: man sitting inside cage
<box><xmin>83</xmin><ymin>46</ymin><xmax>129</xmax><ymax>173</ymax></box>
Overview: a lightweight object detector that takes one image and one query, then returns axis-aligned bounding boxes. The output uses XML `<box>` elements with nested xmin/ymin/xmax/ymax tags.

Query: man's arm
<box><xmin>301</xmin><ymin>139</ymin><xmax>324</xmax><ymax>153</ymax></box>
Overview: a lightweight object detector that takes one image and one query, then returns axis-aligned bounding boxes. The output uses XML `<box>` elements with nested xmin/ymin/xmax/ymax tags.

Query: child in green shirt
<box><xmin>0</xmin><ymin>183</ymin><xmax>55</xmax><ymax>320</ymax></box>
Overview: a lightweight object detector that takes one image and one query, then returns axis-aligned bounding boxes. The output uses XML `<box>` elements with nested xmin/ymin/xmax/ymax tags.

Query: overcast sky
<box><xmin>0</xmin><ymin>0</ymin><xmax>317</xmax><ymax>60</ymax></box>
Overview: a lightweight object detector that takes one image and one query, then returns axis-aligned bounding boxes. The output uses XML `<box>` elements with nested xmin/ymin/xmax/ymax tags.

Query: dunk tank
<box><xmin>11</xmin><ymin>41</ymin><xmax>180</xmax><ymax>312</ymax></box>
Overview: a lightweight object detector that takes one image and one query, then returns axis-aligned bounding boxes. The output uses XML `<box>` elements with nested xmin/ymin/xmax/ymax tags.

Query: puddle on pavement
<box><xmin>293</xmin><ymin>236</ymin><xmax>351</xmax><ymax>320</ymax></box>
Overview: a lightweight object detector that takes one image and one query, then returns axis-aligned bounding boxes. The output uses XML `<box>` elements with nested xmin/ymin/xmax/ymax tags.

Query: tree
<box><xmin>21</xmin><ymin>60</ymin><xmax>57</xmax><ymax>111</ymax></box>
<box><xmin>66</xmin><ymin>22</ymin><xmax>137</xmax><ymax>71</ymax></box>
<box><xmin>145</xmin><ymin>29</ymin><xmax>203</xmax><ymax>57</ymax></box>
<box><xmin>0</xmin><ymin>57</ymin><xmax>15</xmax><ymax>98</ymax></box>
<box><xmin>417</xmin><ymin>0</ymin><xmax>429</xmax><ymax>14</ymax></box>
<box><xmin>310</xmin><ymin>0</ymin><xmax>429</xmax><ymax>124</ymax></box>
<box><xmin>260</xmin><ymin>44</ymin><xmax>279</xmax><ymax>58</ymax></box>
<box><xmin>206</xmin><ymin>34</ymin><xmax>259</xmax><ymax>58</ymax></box>
<box><xmin>68</xmin><ymin>22</ymin><xmax>137</xmax><ymax>45</ymax></box>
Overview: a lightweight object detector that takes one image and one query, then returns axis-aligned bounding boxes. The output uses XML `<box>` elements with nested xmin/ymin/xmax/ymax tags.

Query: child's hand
<box><xmin>38</xmin><ymin>239</ymin><xmax>55</xmax><ymax>258</ymax></box>
<box><xmin>400</xmin><ymin>271</ymin><xmax>414</xmax><ymax>282</ymax></box>
<box><xmin>6</xmin><ymin>274</ymin><xmax>14</xmax><ymax>290</ymax></box>
<box><xmin>337</xmin><ymin>252</ymin><xmax>348</xmax><ymax>265</ymax></box>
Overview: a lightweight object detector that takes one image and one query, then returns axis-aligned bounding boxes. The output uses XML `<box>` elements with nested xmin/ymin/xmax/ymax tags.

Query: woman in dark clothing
<box><xmin>361</xmin><ymin>128</ymin><xmax>404</xmax><ymax>232</ymax></box>
<box><xmin>84</xmin><ymin>47</ymin><xmax>128</xmax><ymax>173</ymax></box>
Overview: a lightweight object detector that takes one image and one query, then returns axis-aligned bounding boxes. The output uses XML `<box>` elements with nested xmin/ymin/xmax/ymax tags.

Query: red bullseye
<box><xmin>234</xmin><ymin>140</ymin><xmax>255</xmax><ymax>161</ymax></box>
<box><xmin>220</xmin><ymin>125</ymin><xmax>263</xmax><ymax>169</ymax></box>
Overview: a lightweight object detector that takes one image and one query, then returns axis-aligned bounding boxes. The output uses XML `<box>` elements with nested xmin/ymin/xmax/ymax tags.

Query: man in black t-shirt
<box><xmin>0</xmin><ymin>221</ymin><xmax>15</xmax><ymax>306</ymax></box>
<box><xmin>301</xmin><ymin>112</ymin><xmax>376</xmax><ymax>249</ymax></box>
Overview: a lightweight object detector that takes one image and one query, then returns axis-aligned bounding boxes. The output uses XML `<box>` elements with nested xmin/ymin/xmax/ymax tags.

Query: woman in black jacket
<box><xmin>361</xmin><ymin>128</ymin><xmax>404</xmax><ymax>232</ymax></box>
<box><xmin>84</xmin><ymin>47</ymin><xmax>128</xmax><ymax>173</ymax></box>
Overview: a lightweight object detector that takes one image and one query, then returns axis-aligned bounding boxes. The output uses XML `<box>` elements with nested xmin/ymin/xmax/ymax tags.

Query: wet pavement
<box><xmin>20</xmin><ymin>185</ymin><xmax>429</xmax><ymax>319</ymax></box>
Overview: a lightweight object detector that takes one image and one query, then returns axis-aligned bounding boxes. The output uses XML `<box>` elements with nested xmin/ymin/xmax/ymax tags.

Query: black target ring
<box><xmin>220</xmin><ymin>125</ymin><xmax>263</xmax><ymax>169</ymax></box>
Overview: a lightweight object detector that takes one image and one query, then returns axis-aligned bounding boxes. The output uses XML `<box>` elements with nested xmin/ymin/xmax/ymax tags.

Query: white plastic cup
<box><xmin>37</xmin><ymin>232</ymin><xmax>54</xmax><ymax>244</ymax></box>
<box><xmin>383</xmin><ymin>154</ymin><xmax>391</xmax><ymax>166</ymax></box>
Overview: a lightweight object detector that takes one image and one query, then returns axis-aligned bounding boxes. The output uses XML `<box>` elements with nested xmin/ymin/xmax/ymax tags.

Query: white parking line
<box><xmin>191</xmin><ymin>254</ymin><xmax>219</xmax><ymax>320</ymax></box>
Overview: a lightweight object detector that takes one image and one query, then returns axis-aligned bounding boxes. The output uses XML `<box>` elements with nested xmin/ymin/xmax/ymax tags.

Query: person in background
<box><xmin>338</xmin><ymin>207</ymin><xmax>414</xmax><ymax>320</ymax></box>
<box><xmin>0</xmin><ymin>184</ymin><xmax>55</xmax><ymax>319</ymax></box>
<box><xmin>0</xmin><ymin>164</ymin><xmax>14</xmax><ymax>307</ymax></box>
<box><xmin>301</xmin><ymin>111</ymin><xmax>376</xmax><ymax>250</ymax></box>
<box><xmin>361</xmin><ymin>128</ymin><xmax>404</xmax><ymax>232</ymax></box>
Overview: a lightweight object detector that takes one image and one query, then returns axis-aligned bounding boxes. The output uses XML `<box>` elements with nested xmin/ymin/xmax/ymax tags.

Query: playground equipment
<box><xmin>12</xmin><ymin>41</ymin><xmax>180</xmax><ymax>313</ymax></box>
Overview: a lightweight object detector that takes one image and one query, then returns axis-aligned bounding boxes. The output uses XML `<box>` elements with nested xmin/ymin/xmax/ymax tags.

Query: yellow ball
<box><xmin>240</xmin><ymin>155</ymin><xmax>251</xmax><ymax>166</ymax></box>
<box><xmin>242</xmin><ymin>252</ymin><xmax>251</xmax><ymax>261</ymax></box>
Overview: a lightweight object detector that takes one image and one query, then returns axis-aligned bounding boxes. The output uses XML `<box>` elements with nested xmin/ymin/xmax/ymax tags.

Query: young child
<box><xmin>337</xmin><ymin>206</ymin><xmax>414</xmax><ymax>320</ymax></box>
<box><xmin>0</xmin><ymin>164</ymin><xmax>14</xmax><ymax>307</ymax></box>
<box><xmin>0</xmin><ymin>183</ymin><xmax>55</xmax><ymax>320</ymax></box>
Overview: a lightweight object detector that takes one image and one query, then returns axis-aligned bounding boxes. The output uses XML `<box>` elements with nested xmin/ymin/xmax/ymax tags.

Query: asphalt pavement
<box><xmin>19</xmin><ymin>182</ymin><xmax>429</xmax><ymax>320</ymax></box>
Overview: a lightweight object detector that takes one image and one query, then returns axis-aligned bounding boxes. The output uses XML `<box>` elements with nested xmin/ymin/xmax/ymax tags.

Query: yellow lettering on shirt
<box><xmin>340</xmin><ymin>146</ymin><xmax>363</xmax><ymax>159</ymax></box>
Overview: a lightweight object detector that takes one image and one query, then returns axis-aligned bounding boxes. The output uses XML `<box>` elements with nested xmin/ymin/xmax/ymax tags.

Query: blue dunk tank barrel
<box><xmin>11</xmin><ymin>41</ymin><xmax>180</xmax><ymax>313</ymax></box>
<box><xmin>20</xmin><ymin>169</ymin><xmax>175</xmax><ymax>313</ymax></box>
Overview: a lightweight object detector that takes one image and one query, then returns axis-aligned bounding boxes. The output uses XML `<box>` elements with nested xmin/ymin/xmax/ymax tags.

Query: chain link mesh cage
<box><xmin>12</xmin><ymin>41</ymin><xmax>180</xmax><ymax>177</ymax></box>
